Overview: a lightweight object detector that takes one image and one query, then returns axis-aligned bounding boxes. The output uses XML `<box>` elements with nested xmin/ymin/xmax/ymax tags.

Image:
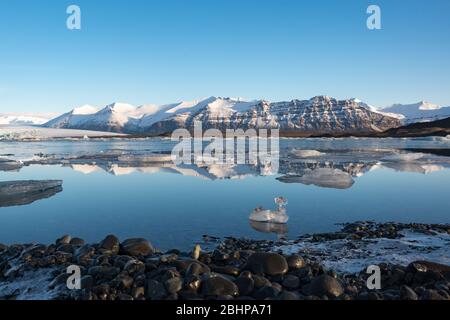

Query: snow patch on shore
<box><xmin>277</xmin><ymin>230</ymin><xmax>450</xmax><ymax>274</ymax></box>
<box><xmin>0</xmin><ymin>268</ymin><xmax>61</xmax><ymax>300</ymax></box>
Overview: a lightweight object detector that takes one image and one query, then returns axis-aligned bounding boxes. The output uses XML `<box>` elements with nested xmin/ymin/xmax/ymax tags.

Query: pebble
<box><xmin>201</xmin><ymin>275</ymin><xmax>239</xmax><ymax>297</ymax></box>
<box><xmin>308</xmin><ymin>274</ymin><xmax>344</xmax><ymax>298</ymax></box>
<box><xmin>246</xmin><ymin>252</ymin><xmax>288</xmax><ymax>276</ymax></box>
<box><xmin>120</xmin><ymin>238</ymin><xmax>154</xmax><ymax>257</ymax></box>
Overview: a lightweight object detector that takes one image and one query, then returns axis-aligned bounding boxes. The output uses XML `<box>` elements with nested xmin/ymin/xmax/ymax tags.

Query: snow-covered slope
<box><xmin>43</xmin><ymin>96</ymin><xmax>403</xmax><ymax>134</ymax></box>
<box><xmin>382</xmin><ymin>101</ymin><xmax>450</xmax><ymax>124</ymax></box>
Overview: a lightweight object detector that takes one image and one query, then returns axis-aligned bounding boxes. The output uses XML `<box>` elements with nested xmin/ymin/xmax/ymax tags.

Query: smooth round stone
<box><xmin>165</xmin><ymin>277</ymin><xmax>183</xmax><ymax>294</ymax></box>
<box><xmin>282</xmin><ymin>274</ymin><xmax>300</xmax><ymax>289</ymax></box>
<box><xmin>246</xmin><ymin>252</ymin><xmax>288</xmax><ymax>276</ymax></box>
<box><xmin>279</xmin><ymin>290</ymin><xmax>300</xmax><ymax>300</ymax></box>
<box><xmin>131</xmin><ymin>286</ymin><xmax>145</xmax><ymax>299</ymax></box>
<box><xmin>252</xmin><ymin>275</ymin><xmax>271</xmax><ymax>288</ymax></box>
<box><xmin>211</xmin><ymin>265</ymin><xmax>240</xmax><ymax>277</ymax></box>
<box><xmin>120</xmin><ymin>238</ymin><xmax>154</xmax><ymax>257</ymax></box>
<box><xmin>88</xmin><ymin>266</ymin><xmax>120</xmax><ymax>280</ymax></box>
<box><xmin>287</xmin><ymin>254</ymin><xmax>306</xmax><ymax>270</ymax></box>
<box><xmin>56</xmin><ymin>244</ymin><xmax>74</xmax><ymax>254</ymax></box>
<box><xmin>56</xmin><ymin>235</ymin><xmax>71</xmax><ymax>245</ymax></box>
<box><xmin>80</xmin><ymin>275</ymin><xmax>95</xmax><ymax>289</ymax></box>
<box><xmin>0</xmin><ymin>243</ymin><xmax>8</xmax><ymax>252</ymax></box>
<box><xmin>234</xmin><ymin>274</ymin><xmax>255</xmax><ymax>296</ymax></box>
<box><xmin>201</xmin><ymin>275</ymin><xmax>239</xmax><ymax>297</ymax></box>
<box><xmin>99</xmin><ymin>235</ymin><xmax>120</xmax><ymax>254</ymax></box>
<box><xmin>112</xmin><ymin>274</ymin><xmax>134</xmax><ymax>290</ymax></box>
<box><xmin>400</xmin><ymin>285</ymin><xmax>418</xmax><ymax>300</ymax></box>
<box><xmin>253</xmin><ymin>285</ymin><xmax>280</xmax><ymax>300</ymax></box>
<box><xmin>181</xmin><ymin>260</ymin><xmax>210</xmax><ymax>276</ymax></box>
<box><xmin>113</xmin><ymin>255</ymin><xmax>134</xmax><ymax>269</ymax></box>
<box><xmin>69</xmin><ymin>237</ymin><xmax>85</xmax><ymax>246</ymax></box>
<box><xmin>123</xmin><ymin>259</ymin><xmax>145</xmax><ymax>275</ymax></box>
<box><xmin>308</xmin><ymin>275</ymin><xmax>344</xmax><ymax>298</ymax></box>
<box><xmin>183</xmin><ymin>275</ymin><xmax>202</xmax><ymax>292</ymax></box>
<box><xmin>146</xmin><ymin>280</ymin><xmax>168</xmax><ymax>300</ymax></box>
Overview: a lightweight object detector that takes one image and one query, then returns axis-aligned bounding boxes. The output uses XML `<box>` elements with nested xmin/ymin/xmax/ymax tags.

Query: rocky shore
<box><xmin>0</xmin><ymin>222</ymin><xmax>449</xmax><ymax>301</ymax></box>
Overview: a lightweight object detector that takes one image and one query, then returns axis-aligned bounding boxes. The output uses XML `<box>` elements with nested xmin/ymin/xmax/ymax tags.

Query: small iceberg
<box><xmin>290</xmin><ymin>149</ymin><xmax>325</xmax><ymax>158</ymax></box>
<box><xmin>249</xmin><ymin>197</ymin><xmax>289</xmax><ymax>224</ymax></box>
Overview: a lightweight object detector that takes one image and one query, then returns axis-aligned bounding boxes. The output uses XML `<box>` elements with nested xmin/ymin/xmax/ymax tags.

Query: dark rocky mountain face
<box><xmin>142</xmin><ymin>97</ymin><xmax>402</xmax><ymax>136</ymax></box>
<box><xmin>376</xmin><ymin>116</ymin><xmax>450</xmax><ymax>138</ymax></box>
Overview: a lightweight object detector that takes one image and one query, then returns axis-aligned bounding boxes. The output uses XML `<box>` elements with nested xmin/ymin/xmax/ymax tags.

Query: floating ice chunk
<box><xmin>291</xmin><ymin>149</ymin><xmax>325</xmax><ymax>158</ymax></box>
<box><xmin>382</xmin><ymin>152</ymin><xmax>425</xmax><ymax>162</ymax></box>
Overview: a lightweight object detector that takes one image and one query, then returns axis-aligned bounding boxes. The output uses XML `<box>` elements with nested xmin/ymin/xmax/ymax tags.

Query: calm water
<box><xmin>1</xmin><ymin>137</ymin><xmax>450</xmax><ymax>250</ymax></box>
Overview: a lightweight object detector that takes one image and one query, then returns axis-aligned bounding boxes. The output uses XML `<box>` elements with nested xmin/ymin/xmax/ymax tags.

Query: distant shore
<box><xmin>1</xmin><ymin>222</ymin><xmax>449</xmax><ymax>300</ymax></box>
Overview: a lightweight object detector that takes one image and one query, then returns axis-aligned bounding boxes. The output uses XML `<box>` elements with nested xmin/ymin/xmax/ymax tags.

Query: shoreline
<box><xmin>1</xmin><ymin>222</ymin><xmax>449</xmax><ymax>300</ymax></box>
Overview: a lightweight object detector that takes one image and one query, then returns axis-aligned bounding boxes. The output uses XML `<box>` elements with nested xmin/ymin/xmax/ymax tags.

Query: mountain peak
<box><xmin>72</xmin><ymin>105</ymin><xmax>98</xmax><ymax>115</ymax></box>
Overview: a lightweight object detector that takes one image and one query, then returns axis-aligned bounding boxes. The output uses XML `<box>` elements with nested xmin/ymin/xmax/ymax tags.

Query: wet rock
<box><xmin>56</xmin><ymin>244</ymin><xmax>74</xmax><ymax>254</ymax></box>
<box><xmin>56</xmin><ymin>235</ymin><xmax>71</xmax><ymax>245</ymax></box>
<box><xmin>182</xmin><ymin>260</ymin><xmax>210</xmax><ymax>276</ymax></box>
<box><xmin>308</xmin><ymin>275</ymin><xmax>344</xmax><ymax>298</ymax></box>
<box><xmin>99</xmin><ymin>235</ymin><xmax>120</xmax><ymax>254</ymax></box>
<box><xmin>123</xmin><ymin>259</ymin><xmax>145</xmax><ymax>275</ymax></box>
<box><xmin>80</xmin><ymin>275</ymin><xmax>95</xmax><ymax>289</ymax></box>
<box><xmin>286</xmin><ymin>254</ymin><xmax>305</xmax><ymax>270</ymax></box>
<box><xmin>201</xmin><ymin>275</ymin><xmax>239</xmax><ymax>297</ymax></box>
<box><xmin>412</xmin><ymin>261</ymin><xmax>450</xmax><ymax>273</ymax></box>
<box><xmin>69</xmin><ymin>238</ymin><xmax>85</xmax><ymax>246</ymax></box>
<box><xmin>253</xmin><ymin>275</ymin><xmax>272</xmax><ymax>288</ymax></box>
<box><xmin>183</xmin><ymin>275</ymin><xmax>202</xmax><ymax>292</ymax></box>
<box><xmin>279</xmin><ymin>290</ymin><xmax>300</xmax><ymax>300</ymax></box>
<box><xmin>421</xmin><ymin>289</ymin><xmax>446</xmax><ymax>300</ymax></box>
<box><xmin>88</xmin><ymin>266</ymin><xmax>120</xmax><ymax>280</ymax></box>
<box><xmin>400</xmin><ymin>285</ymin><xmax>418</xmax><ymax>300</ymax></box>
<box><xmin>131</xmin><ymin>286</ymin><xmax>145</xmax><ymax>299</ymax></box>
<box><xmin>234</xmin><ymin>272</ymin><xmax>254</xmax><ymax>296</ymax></box>
<box><xmin>282</xmin><ymin>274</ymin><xmax>300</xmax><ymax>289</ymax></box>
<box><xmin>246</xmin><ymin>252</ymin><xmax>288</xmax><ymax>276</ymax></box>
<box><xmin>0</xmin><ymin>243</ymin><xmax>7</xmax><ymax>252</ymax></box>
<box><xmin>164</xmin><ymin>277</ymin><xmax>183</xmax><ymax>294</ymax></box>
<box><xmin>120</xmin><ymin>238</ymin><xmax>154</xmax><ymax>257</ymax></box>
<box><xmin>146</xmin><ymin>280</ymin><xmax>167</xmax><ymax>300</ymax></box>
<box><xmin>253</xmin><ymin>285</ymin><xmax>280</xmax><ymax>300</ymax></box>
<box><xmin>211</xmin><ymin>265</ymin><xmax>240</xmax><ymax>277</ymax></box>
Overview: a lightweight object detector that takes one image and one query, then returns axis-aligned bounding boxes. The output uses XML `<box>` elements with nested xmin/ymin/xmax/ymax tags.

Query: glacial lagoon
<box><xmin>0</xmin><ymin>137</ymin><xmax>449</xmax><ymax>250</ymax></box>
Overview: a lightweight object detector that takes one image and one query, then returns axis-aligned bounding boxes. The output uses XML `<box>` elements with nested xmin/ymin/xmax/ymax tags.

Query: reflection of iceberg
<box><xmin>250</xmin><ymin>220</ymin><xmax>288</xmax><ymax>236</ymax></box>
<box><xmin>118</xmin><ymin>154</ymin><xmax>173</xmax><ymax>163</ymax></box>
<box><xmin>277</xmin><ymin>168</ymin><xmax>355</xmax><ymax>189</ymax></box>
<box><xmin>0</xmin><ymin>180</ymin><xmax>63</xmax><ymax>208</ymax></box>
<box><xmin>382</xmin><ymin>153</ymin><xmax>425</xmax><ymax>162</ymax></box>
<box><xmin>383</xmin><ymin>163</ymin><xmax>446</xmax><ymax>174</ymax></box>
<box><xmin>70</xmin><ymin>164</ymin><xmax>103</xmax><ymax>174</ymax></box>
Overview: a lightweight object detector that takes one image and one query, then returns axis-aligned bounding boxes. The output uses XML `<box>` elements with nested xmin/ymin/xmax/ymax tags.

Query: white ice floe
<box><xmin>0</xmin><ymin>126</ymin><xmax>125</xmax><ymax>141</ymax></box>
<box><xmin>290</xmin><ymin>149</ymin><xmax>325</xmax><ymax>158</ymax></box>
<box><xmin>382</xmin><ymin>152</ymin><xmax>425</xmax><ymax>162</ymax></box>
<box><xmin>277</xmin><ymin>230</ymin><xmax>450</xmax><ymax>274</ymax></box>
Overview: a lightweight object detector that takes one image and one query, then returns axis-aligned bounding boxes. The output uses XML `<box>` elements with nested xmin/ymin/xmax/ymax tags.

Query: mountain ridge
<box><xmin>43</xmin><ymin>96</ymin><xmax>403</xmax><ymax>135</ymax></box>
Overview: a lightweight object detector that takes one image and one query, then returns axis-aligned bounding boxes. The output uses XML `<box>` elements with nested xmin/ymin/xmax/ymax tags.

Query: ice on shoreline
<box><xmin>276</xmin><ymin>229</ymin><xmax>450</xmax><ymax>274</ymax></box>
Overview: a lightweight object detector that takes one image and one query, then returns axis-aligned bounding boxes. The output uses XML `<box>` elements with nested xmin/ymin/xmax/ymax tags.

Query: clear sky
<box><xmin>0</xmin><ymin>0</ymin><xmax>449</xmax><ymax>113</ymax></box>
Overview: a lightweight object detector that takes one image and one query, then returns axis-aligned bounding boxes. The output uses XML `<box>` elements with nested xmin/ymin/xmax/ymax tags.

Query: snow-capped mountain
<box><xmin>0</xmin><ymin>113</ymin><xmax>52</xmax><ymax>126</ymax></box>
<box><xmin>43</xmin><ymin>96</ymin><xmax>402</xmax><ymax>134</ymax></box>
<box><xmin>381</xmin><ymin>101</ymin><xmax>450</xmax><ymax>124</ymax></box>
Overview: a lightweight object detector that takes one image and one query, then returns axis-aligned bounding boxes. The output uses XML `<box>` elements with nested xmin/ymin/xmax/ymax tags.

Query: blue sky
<box><xmin>0</xmin><ymin>0</ymin><xmax>449</xmax><ymax>113</ymax></box>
